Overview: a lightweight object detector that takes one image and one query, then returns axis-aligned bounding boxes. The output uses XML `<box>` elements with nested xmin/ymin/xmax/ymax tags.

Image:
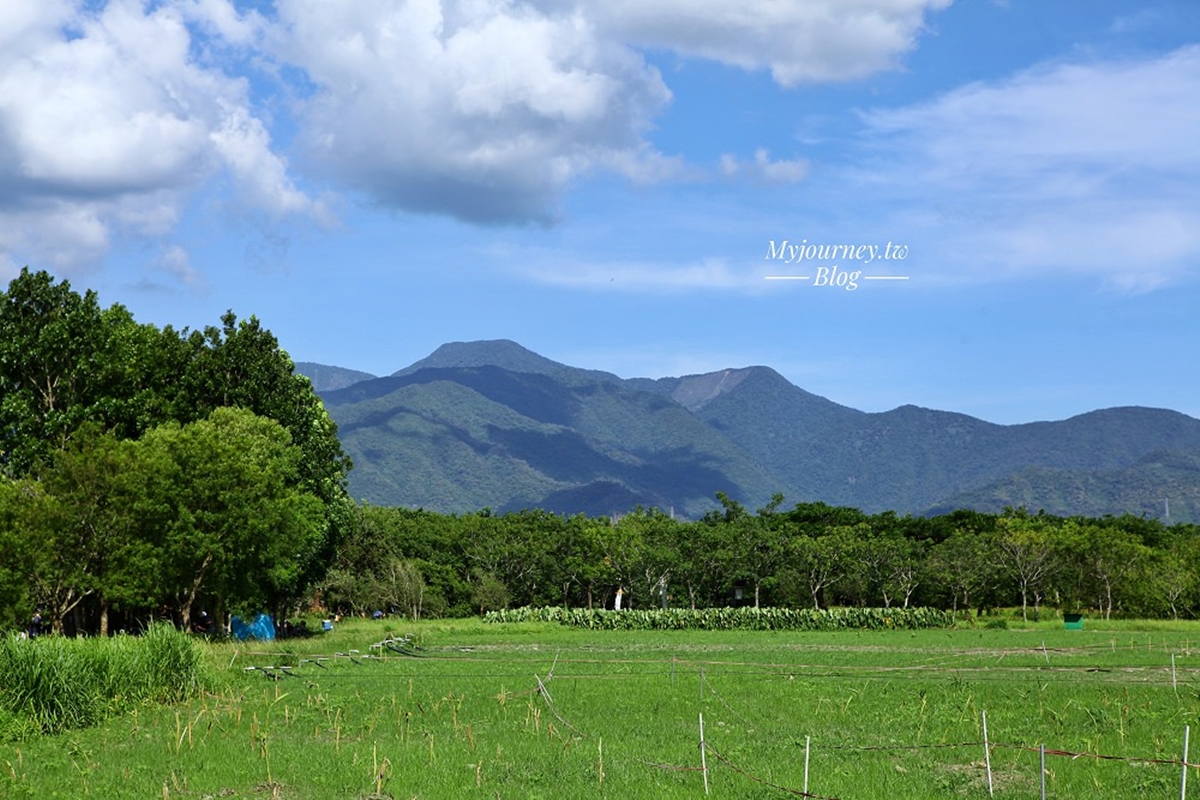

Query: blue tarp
<box><xmin>230</xmin><ymin>613</ymin><xmax>276</xmax><ymax>641</ymax></box>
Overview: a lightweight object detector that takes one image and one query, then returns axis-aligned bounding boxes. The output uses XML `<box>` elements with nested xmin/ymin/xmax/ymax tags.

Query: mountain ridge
<box><xmin>297</xmin><ymin>343</ymin><xmax>1200</xmax><ymax>521</ymax></box>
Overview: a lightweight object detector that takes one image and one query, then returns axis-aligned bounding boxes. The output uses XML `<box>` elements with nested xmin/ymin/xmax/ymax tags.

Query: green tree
<box><xmin>470</xmin><ymin>570</ymin><xmax>510</xmax><ymax>615</ymax></box>
<box><xmin>733</xmin><ymin>493</ymin><xmax>788</xmax><ymax>608</ymax></box>
<box><xmin>791</xmin><ymin>526</ymin><xmax>858</xmax><ymax>610</ymax></box>
<box><xmin>161</xmin><ymin>312</ymin><xmax>353</xmax><ymax>590</ymax></box>
<box><xmin>994</xmin><ymin>512</ymin><xmax>1060</xmax><ymax>622</ymax></box>
<box><xmin>0</xmin><ymin>478</ymin><xmax>40</xmax><ymax>628</ymax></box>
<box><xmin>926</xmin><ymin>530</ymin><xmax>995</xmax><ymax>617</ymax></box>
<box><xmin>144</xmin><ymin>408</ymin><xmax>326</xmax><ymax>627</ymax></box>
<box><xmin>376</xmin><ymin>558</ymin><xmax>428</xmax><ymax>621</ymax></box>
<box><xmin>597</xmin><ymin>513</ymin><xmax>646</xmax><ymax>608</ymax></box>
<box><xmin>0</xmin><ymin>269</ymin><xmax>160</xmax><ymax>476</ymax></box>
<box><xmin>554</xmin><ymin>514</ymin><xmax>609</xmax><ymax>608</ymax></box>
<box><xmin>34</xmin><ymin>427</ymin><xmax>164</xmax><ymax>635</ymax></box>
<box><xmin>671</xmin><ymin>519</ymin><xmax>725</xmax><ymax>609</ymax></box>
<box><xmin>1142</xmin><ymin>536</ymin><xmax>1198</xmax><ymax>619</ymax></box>
<box><xmin>1060</xmin><ymin>520</ymin><xmax>1147</xmax><ymax>619</ymax></box>
<box><xmin>0</xmin><ymin>271</ymin><xmax>354</xmax><ymax>626</ymax></box>
<box><xmin>617</xmin><ymin>508</ymin><xmax>679</xmax><ymax>609</ymax></box>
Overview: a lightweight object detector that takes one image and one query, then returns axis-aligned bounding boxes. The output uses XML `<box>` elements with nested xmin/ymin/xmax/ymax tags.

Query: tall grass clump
<box><xmin>0</xmin><ymin>623</ymin><xmax>201</xmax><ymax>739</ymax></box>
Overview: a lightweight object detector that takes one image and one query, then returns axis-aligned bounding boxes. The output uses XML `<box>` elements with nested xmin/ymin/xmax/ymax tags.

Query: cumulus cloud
<box><xmin>272</xmin><ymin>0</ymin><xmax>673</xmax><ymax>224</ymax></box>
<box><xmin>0</xmin><ymin>0</ymin><xmax>954</xmax><ymax>269</ymax></box>
<box><xmin>267</xmin><ymin>0</ymin><xmax>945</xmax><ymax>222</ymax></box>
<box><xmin>0</xmin><ymin>0</ymin><xmax>322</xmax><ymax>273</ymax></box>
<box><xmin>853</xmin><ymin>45</ymin><xmax>1200</xmax><ymax>288</ymax></box>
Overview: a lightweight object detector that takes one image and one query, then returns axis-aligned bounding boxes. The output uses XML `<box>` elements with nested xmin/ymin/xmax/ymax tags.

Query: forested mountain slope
<box><xmin>301</xmin><ymin>340</ymin><xmax>1200</xmax><ymax>520</ymax></box>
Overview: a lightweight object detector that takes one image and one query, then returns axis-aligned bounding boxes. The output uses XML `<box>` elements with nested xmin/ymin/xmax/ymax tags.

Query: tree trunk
<box><xmin>181</xmin><ymin>553</ymin><xmax>214</xmax><ymax>631</ymax></box>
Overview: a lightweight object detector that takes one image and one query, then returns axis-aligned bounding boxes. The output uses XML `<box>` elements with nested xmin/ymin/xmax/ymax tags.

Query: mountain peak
<box><xmin>668</xmin><ymin>367</ymin><xmax>765</xmax><ymax>411</ymax></box>
<box><xmin>393</xmin><ymin>339</ymin><xmax>622</xmax><ymax>385</ymax></box>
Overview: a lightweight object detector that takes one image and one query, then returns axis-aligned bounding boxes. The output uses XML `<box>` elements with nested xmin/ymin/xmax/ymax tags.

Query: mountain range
<box><xmin>295</xmin><ymin>341</ymin><xmax>1200</xmax><ymax>522</ymax></box>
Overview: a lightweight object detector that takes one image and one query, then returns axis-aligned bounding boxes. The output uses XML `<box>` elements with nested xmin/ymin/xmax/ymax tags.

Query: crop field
<box><xmin>4</xmin><ymin>617</ymin><xmax>1200</xmax><ymax>799</ymax></box>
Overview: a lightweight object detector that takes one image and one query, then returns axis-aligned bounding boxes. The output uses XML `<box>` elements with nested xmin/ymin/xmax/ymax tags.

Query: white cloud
<box><xmin>174</xmin><ymin>0</ymin><xmax>267</xmax><ymax>46</ymax></box>
<box><xmin>853</xmin><ymin>45</ymin><xmax>1200</xmax><ymax>288</ymax></box>
<box><xmin>719</xmin><ymin>149</ymin><xmax>809</xmax><ymax>184</ymax></box>
<box><xmin>0</xmin><ymin>0</ymin><xmax>960</xmax><ymax>267</ymax></box>
<box><xmin>583</xmin><ymin>0</ymin><xmax>953</xmax><ymax>85</ymax></box>
<box><xmin>0</xmin><ymin>0</ymin><xmax>322</xmax><ymax>274</ymax></box>
<box><xmin>270</xmin><ymin>0</ymin><xmax>949</xmax><ymax>223</ymax></box>
<box><xmin>0</xmin><ymin>202</ymin><xmax>115</xmax><ymax>274</ymax></box>
<box><xmin>272</xmin><ymin>0</ymin><xmax>673</xmax><ymax>224</ymax></box>
<box><xmin>154</xmin><ymin>244</ymin><xmax>205</xmax><ymax>288</ymax></box>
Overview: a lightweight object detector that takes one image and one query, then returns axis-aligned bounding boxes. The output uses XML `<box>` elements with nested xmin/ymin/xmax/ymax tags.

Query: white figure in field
<box><xmin>614</xmin><ymin>588</ymin><xmax>624</xmax><ymax>610</ymax></box>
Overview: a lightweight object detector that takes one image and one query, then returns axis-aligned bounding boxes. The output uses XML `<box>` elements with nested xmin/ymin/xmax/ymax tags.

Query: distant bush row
<box><xmin>484</xmin><ymin>605</ymin><xmax>954</xmax><ymax>631</ymax></box>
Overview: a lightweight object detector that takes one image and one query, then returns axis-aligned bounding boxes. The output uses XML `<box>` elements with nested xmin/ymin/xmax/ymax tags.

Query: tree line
<box><xmin>321</xmin><ymin>496</ymin><xmax>1199</xmax><ymax>622</ymax></box>
<box><xmin>0</xmin><ymin>268</ymin><xmax>352</xmax><ymax>635</ymax></box>
<box><xmin>2</xmin><ymin>268</ymin><xmax>1198</xmax><ymax>634</ymax></box>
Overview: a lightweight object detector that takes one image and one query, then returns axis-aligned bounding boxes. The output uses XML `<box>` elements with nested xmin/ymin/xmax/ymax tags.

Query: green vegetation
<box><xmin>0</xmin><ymin>268</ymin><xmax>352</xmax><ymax>634</ymax></box>
<box><xmin>0</xmin><ymin>623</ymin><xmax>200</xmax><ymax>738</ymax></box>
<box><xmin>4</xmin><ymin>618</ymin><xmax>1200</xmax><ymax>798</ymax></box>
<box><xmin>485</xmin><ymin>605</ymin><xmax>954</xmax><ymax>630</ymax></box>
<box><xmin>312</xmin><ymin>501</ymin><xmax>1200</xmax><ymax>625</ymax></box>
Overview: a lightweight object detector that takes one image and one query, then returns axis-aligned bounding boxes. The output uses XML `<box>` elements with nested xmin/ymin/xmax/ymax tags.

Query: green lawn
<box><xmin>4</xmin><ymin>615</ymin><xmax>1200</xmax><ymax>798</ymax></box>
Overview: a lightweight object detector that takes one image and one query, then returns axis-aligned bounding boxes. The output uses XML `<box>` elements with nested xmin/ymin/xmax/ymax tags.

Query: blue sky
<box><xmin>2</xmin><ymin>0</ymin><xmax>1197</xmax><ymax>424</ymax></box>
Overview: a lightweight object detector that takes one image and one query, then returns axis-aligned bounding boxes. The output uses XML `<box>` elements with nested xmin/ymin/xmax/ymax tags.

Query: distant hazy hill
<box><xmin>927</xmin><ymin>450</ymin><xmax>1200</xmax><ymax>521</ymax></box>
<box><xmin>303</xmin><ymin>340</ymin><xmax>1200</xmax><ymax>521</ymax></box>
<box><xmin>294</xmin><ymin>362</ymin><xmax>377</xmax><ymax>393</ymax></box>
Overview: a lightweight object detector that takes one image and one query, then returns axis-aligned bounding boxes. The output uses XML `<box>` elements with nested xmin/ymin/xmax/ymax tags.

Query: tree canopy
<box><xmin>0</xmin><ymin>269</ymin><xmax>351</xmax><ymax>632</ymax></box>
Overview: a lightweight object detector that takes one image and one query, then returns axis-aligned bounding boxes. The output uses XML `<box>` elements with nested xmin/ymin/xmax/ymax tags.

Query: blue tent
<box><xmin>230</xmin><ymin>613</ymin><xmax>276</xmax><ymax>641</ymax></box>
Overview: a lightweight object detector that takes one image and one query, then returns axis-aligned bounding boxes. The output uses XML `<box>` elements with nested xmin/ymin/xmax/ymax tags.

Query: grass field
<box><xmin>4</xmin><ymin>615</ymin><xmax>1200</xmax><ymax>798</ymax></box>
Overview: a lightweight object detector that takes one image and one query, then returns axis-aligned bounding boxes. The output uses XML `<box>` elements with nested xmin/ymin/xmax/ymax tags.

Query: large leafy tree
<box><xmin>926</xmin><ymin>530</ymin><xmax>996</xmax><ymax>617</ymax></box>
<box><xmin>31</xmin><ymin>427</ymin><xmax>162</xmax><ymax>635</ymax></box>
<box><xmin>0</xmin><ymin>269</ymin><xmax>162</xmax><ymax>476</ymax></box>
<box><xmin>790</xmin><ymin>526</ymin><xmax>859</xmax><ymax>610</ymax></box>
<box><xmin>163</xmin><ymin>312</ymin><xmax>351</xmax><ymax>498</ymax></box>
<box><xmin>551</xmin><ymin>513</ymin><xmax>609</xmax><ymax>608</ymax></box>
<box><xmin>144</xmin><ymin>407</ymin><xmax>327</xmax><ymax>627</ymax></box>
<box><xmin>160</xmin><ymin>312</ymin><xmax>354</xmax><ymax>588</ymax></box>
